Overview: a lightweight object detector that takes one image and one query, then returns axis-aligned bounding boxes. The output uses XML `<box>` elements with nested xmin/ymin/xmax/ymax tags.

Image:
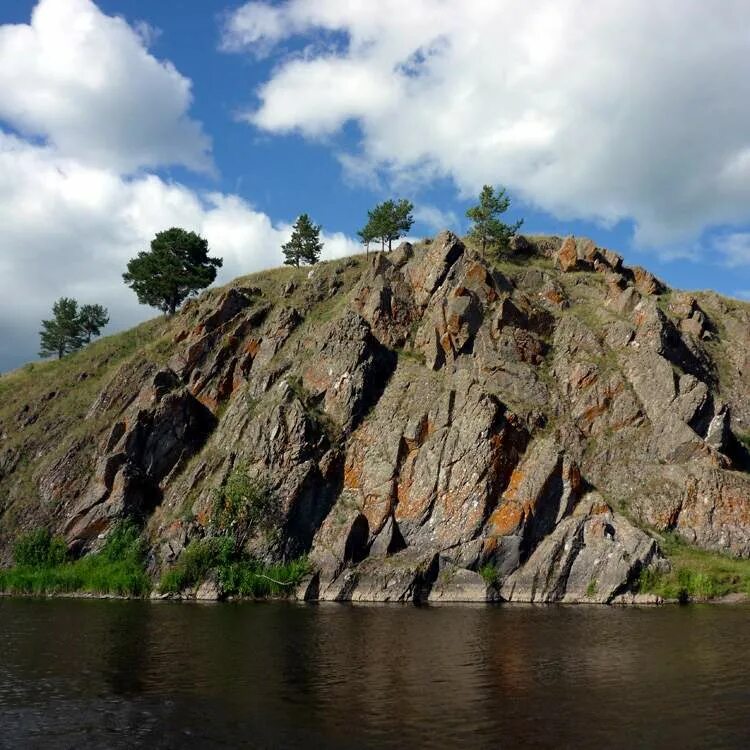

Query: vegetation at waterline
<box><xmin>479</xmin><ymin>563</ymin><xmax>499</xmax><ymax>587</ymax></box>
<box><xmin>639</xmin><ymin>533</ymin><xmax>750</xmax><ymax>602</ymax></box>
<box><xmin>158</xmin><ymin>536</ymin><xmax>309</xmax><ymax>598</ymax></box>
<box><xmin>0</xmin><ymin>522</ymin><xmax>149</xmax><ymax>597</ymax></box>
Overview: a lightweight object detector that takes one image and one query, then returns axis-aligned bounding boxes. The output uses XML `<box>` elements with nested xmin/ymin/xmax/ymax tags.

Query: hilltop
<box><xmin>2</xmin><ymin>232</ymin><xmax>750</xmax><ymax>603</ymax></box>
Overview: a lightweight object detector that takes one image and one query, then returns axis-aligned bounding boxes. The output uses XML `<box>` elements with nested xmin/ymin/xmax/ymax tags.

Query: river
<box><xmin>0</xmin><ymin>598</ymin><xmax>748</xmax><ymax>748</ymax></box>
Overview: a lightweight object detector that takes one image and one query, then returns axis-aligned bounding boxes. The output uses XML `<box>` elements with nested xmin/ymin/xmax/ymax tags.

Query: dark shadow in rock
<box><xmin>283</xmin><ymin>452</ymin><xmax>345</xmax><ymax>559</ymax></box>
<box><xmin>724</xmin><ymin>432</ymin><xmax>750</xmax><ymax>473</ymax></box>
<box><xmin>344</xmin><ymin>514</ymin><xmax>370</xmax><ymax>566</ymax></box>
<box><xmin>412</xmin><ymin>553</ymin><xmax>440</xmax><ymax>604</ymax></box>
<box><xmin>350</xmin><ymin>344</ymin><xmax>398</xmax><ymax>434</ymax></box>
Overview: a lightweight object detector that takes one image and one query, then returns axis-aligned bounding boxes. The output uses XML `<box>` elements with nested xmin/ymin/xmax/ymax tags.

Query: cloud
<box><xmin>0</xmin><ymin>2</ymin><xmax>362</xmax><ymax>372</ymax></box>
<box><xmin>0</xmin><ymin>132</ymin><xmax>359</xmax><ymax>372</ymax></box>
<box><xmin>0</xmin><ymin>0</ymin><xmax>211</xmax><ymax>173</ymax></box>
<box><xmin>224</xmin><ymin>0</ymin><xmax>750</xmax><ymax>247</ymax></box>
<box><xmin>414</xmin><ymin>204</ymin><xmax>459</xmax><ymax>234</ymax></box>
<box><xmin>715</xmin><ymin>233</ymin><xmax>750</xmax><ymax>267</ymax></box>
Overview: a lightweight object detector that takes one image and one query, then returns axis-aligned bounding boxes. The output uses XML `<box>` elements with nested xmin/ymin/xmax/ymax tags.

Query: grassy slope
<box><xmin>0</xmin><ymin>316</ymin><xmax>180</xmax><ymax>548</ymax></box>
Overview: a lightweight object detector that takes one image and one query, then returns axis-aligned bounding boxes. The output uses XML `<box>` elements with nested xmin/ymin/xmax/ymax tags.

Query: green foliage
<box><xmin>14</xmin><ymin>529</ymin><xmax>68</xmax><ymax>568</ymax></box>
<box><xmin>586</xmin><ymin>579</ymin><xmax>598</xmax><ymax>598</ymax></box>
<box><xmin>159</xmin><ymin>536</ymin><xmax>235</xmax><ymax>593</ymax></box>
<box><xmin>218</xmin><ymin>557</ymin><xmax>310</xmax><ymax>598</ymax></box>
<box><xmin>0</xmin><ymin>521</ymin><xmax>149</xmax><ymax>597</ymax></box>
<box><xmin>158</xmin><ymin>534</ymin><xmax>308</xmax><ymax>598</ymax></box>
<box><xmin>359</xmin><ymin>198</ymin><xmax>414</xmax><ymax>252</ymax></box>
<box><xmin>211</xmin><ymin>466</ymin><xmax>279</xmax><ymax>540</ymax></box>
<box><xmin>479</xmin><ymin>563</ymin><xmax>499</xmax><ymax>587</ymax></box>
<box><xmin>79</xmin><ymin>304</ymin><xmax>110</xmax><ymax>343</ymax></box>
<box><xmin>123</xmin><ymin>227</ymin><xmax>222</xmax><ymax>314</ymax></box>
<box><xmin>39</xmin><ymin>297</ymin><xmax>84</xmax><ymax>359</ymax></box>
<box><xmin>39</xmin><ymin>298</ymin><xmax>110</xmax><ymax>359</ymax></box>
<box><xmin>282</xmin><ymin>213</ymin><xmax>324</xmax><ymax>267</ymax></box>
<box><xmin>466</xmin><ymin>184</ymin><xmax>523</xmax><ymax>255</ymax></box>
<box><xmin>638</xmin><ymin>533</ymin><xmax>750</xmax><ymax>601</ymax></box>
<box><xmin>357</xmin><ymin>223</ymin><xmax>377</xmax><ymax>254</ymax></box>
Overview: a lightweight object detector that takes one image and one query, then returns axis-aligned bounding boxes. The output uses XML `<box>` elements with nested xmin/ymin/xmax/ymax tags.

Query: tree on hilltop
<box><xmin>466</xmin><ymin>185</ymin><xmax>523</xmax><ymax>255</ymax></box>
<box><xmin>39</xmin><ymin>298</ymin><xmax>108</xmax><ymax>359</ymax></box>
<box><xmin>39</xmin><ymin>297</ymin><xmax>84</xmax><ymax>359</ymax></box>
<box><xmin>123</xmin><ymin>228</ymin><xmax>222</xmax><ymax>314</ymax></box>
<box><xmin>359</xmin><ymin>198</ymin><xmax>414</xmax><ymax>252</ymax></box>
<box><xmin>282</xmin><ymin>213</ymin><xmax>324</xmax><ymax>267</ymax></box>
<box><xmin>79</xmin><ymin>304</ymin><xmax>110</xmax><ymax>343</ymax></box>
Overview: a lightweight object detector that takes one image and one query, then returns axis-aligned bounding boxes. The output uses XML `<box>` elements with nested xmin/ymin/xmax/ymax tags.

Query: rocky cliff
<box><xmin>2</xmin><ymin>232</ymin><xmax>750</xmax><ymax>603</ymax></box>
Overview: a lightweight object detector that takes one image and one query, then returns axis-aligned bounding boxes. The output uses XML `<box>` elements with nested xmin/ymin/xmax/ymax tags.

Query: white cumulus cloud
<box><xmin>224</xmin><ymin>0</ymin><xmax>750</xmax><ymax>247</ymax></box>
<box><xmin>0</xmin><ymin>0</ymin><xmax>211</xmax><ymax>173</ymax></box>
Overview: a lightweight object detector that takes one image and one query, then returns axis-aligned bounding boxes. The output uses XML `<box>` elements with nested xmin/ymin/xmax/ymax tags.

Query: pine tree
<box><xmin>123</xmin><ymin>228</ymin><xmax>222</xmax><ymax>314</ymax></box>
<box><xmin>357</xmin><ymin>224</ymin><xmax>376</xmax><ymax>256</ymax></box>
<box><xmin>282</xmin><ymin>214</ymin><xmax>324</xmax><ymax>267</ymax></box>
<box><xmin>466</xmin><ymin>185</ymin><xmax>523</xmax><ymax>256</ymax></box>
<box><xmin>79</xmin><ymin>304</ymin><xmax>110</xmax><ymax>343</ymax></box>
<box><xmin>39</xmin><ymin>297</ymin><xmax>84</xmax><ymax>359</ymax></box>
<box><xmin>359</xmin><ymin>198</ymin><xmax>414</xmax><ymax>252</ymax></box>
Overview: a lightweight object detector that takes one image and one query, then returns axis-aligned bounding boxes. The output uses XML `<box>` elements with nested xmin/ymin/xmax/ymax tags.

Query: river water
<box><xmin>0</xmin><ymin>598</ymin><xmax>748</xmax><ymax>749</ymax></box>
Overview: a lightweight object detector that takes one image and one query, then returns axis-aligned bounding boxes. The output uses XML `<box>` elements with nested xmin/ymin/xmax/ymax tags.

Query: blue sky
<box><xmin>1</xmin><ymin>0</ymin><xmax>750</xmax><ymax>371</ymax></box>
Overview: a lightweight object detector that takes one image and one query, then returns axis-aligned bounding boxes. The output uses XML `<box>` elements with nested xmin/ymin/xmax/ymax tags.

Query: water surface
<box><xmin>1</xmin><ymin>598</ymin><xmax>748</xmax><ymax>748</ymax></box>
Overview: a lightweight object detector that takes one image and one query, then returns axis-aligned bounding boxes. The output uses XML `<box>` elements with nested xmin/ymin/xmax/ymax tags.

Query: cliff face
<box><xmin>2</xmin><ymin>232</ymin><xmax>750</xmax><ymax>603</ymax></box>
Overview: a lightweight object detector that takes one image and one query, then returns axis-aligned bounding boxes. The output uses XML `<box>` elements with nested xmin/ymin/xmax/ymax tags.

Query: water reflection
<box><xmin>0</xmin><ymin>599</ymin><xmax>749</xmax><ymax>748</ymax></box>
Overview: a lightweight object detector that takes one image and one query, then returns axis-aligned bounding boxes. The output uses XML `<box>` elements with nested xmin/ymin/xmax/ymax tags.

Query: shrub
<box><xmin>158</xmin><ymin>534</ymin><xmax>309</xmax><ymax>598</ymax></box>
<box><xmin>211</xmin><ymin>467</ymin><xmax>279</xmax><ymax>538</ymax></box>
<box><xmin>219</xmin><ymin>557</ymin><xmax>310</xmax><ymax>598</ymax></box>
<box><xmin>159</xmin><ymin>536</ymin><xmax>235</xmax><ymax>593</ymax></box>
<box><xmin>100</xmin><ymin>520</ymin><xmax>145</xmax><ymax>563</ymax></box>
<box><xmin>14</xmin><ymin>529</ymin><xmax>68</xmax><ymax>568</ymax></box>
<box><xmin>479</xmin><ymin>563</ymin><xmax>499</xmax><ymax>587</ymax></box>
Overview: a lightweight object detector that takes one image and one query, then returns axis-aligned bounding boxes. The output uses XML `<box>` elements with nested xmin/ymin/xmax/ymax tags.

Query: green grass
<box><xmin>639</xmin><ymin>533</ymin><xmax>750</xmax><ymax>602</ymax></box>
<box><xmin>218</xmin><ymin>557</ymin><xmax>310</xmax><ymax>597</ymax></box>
<box><xmin>479</xmin><ymin>563</ymin><xmax>499</xmax><ymax>587</ymax></box>
<box><xmin>158</xmin><ymin>535</ymin><xmax>309</xmax><ymax>598</ymax></box>
<box><xmin>0</xmin><ymin>522</ymin><xmax>150</xmax><ymax>597</ymax></box>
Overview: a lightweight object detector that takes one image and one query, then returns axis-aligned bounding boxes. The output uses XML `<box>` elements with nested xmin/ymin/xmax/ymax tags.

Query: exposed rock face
<box><xmin>2</xmin><ymin>231</ymin><xmax>750</xmax><ymax>601</ymax></box>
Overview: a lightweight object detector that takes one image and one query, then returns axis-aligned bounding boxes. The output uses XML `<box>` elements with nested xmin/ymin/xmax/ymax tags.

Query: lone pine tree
<box><xmin>123</xmin><ymin>228</ymin><xmax>222</xmax><ymax>314</ymax></box>
<box><xmin>282</xmin><ymin>214</ymin><xmax>324</xmax><ymax>267</ymax></box>
<box><xmin>39</xmin><ymin>298</ymin><xmax>110</xmax><ymax>359</ymax></box>
<box><xmin>79</xmin><ymin>304</ymin><xmax>110</xmax><ymax>343</ymax></box>
<box><xmin>466</xmin><ymin>185</ymin><xmax>523</xmax><ymax>255</ymax></box>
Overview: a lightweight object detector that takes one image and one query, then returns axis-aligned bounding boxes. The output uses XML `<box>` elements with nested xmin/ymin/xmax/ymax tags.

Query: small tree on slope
<box><xmin>466</xmin><ymin>185</ymin><xmax>523</xmax><ymax>256</ymax></box>
<box><xmin>282</xmin><ymin>214</ymin><xmax>324</xmax><ymax>267</ymax></box>
<box><xmin>39</xmin><ymin>297</ymin><xmax>84</xmax><ymax>359</ymax></box>
<box><xmin>79</xmin><ymin>304</ymin><xmax>109</xmax><ymax>343</ymax></box>
<box><xmin>359</xmin><ymin>199</ymin><xmax>414</xmax><ymax>252</ymax></box>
